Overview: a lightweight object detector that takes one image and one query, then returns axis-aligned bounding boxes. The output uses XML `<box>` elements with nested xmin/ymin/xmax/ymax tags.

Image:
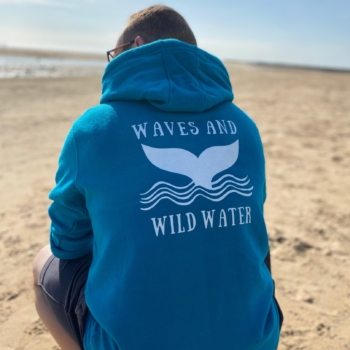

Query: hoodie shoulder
<box><xmin>73</xmin><ymin>104</ymin><xmax>118</xmax><ymax>136</ymax></box>
<box><xmin>229</xmin><ymin>103</ymin><xmax>261</xmax><ymax>134</ymax></box>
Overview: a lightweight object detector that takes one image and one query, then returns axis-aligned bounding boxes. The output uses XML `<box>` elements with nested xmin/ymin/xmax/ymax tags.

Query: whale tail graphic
<box><xmin>141</xmin><ymin>141</ymin><xmax>239</xmax><ymax>190</ymax></box>
<box><xmin>140</xmin><ymin>140</ymin><xmax>253</xmax><ymax>210</ymax></box>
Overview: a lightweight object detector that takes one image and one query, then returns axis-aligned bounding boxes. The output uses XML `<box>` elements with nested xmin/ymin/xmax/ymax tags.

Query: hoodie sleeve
<box><xmin>48</xmin><ymin>125</ymin><xmax>93</xmax><ymax>259</ymax></box>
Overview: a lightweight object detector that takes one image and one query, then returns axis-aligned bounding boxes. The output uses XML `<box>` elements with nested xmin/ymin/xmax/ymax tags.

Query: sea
<box><xmin>0</xmin><ymin>55</ymin><xmax>107</xmax><ymax>79</ymax></box>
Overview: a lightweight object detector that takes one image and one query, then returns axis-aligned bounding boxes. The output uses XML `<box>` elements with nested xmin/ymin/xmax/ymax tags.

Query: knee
<box><xmin>32</xmin><ymin>244</ymin><xmax>52</xmax><ymax>285</ymax></box>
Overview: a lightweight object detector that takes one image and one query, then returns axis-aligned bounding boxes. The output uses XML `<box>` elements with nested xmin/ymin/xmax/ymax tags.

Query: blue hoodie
<box><xmin>48</xmin><ymin>39</ymin><xmax>280</xmax><ymax>350</ymax></box>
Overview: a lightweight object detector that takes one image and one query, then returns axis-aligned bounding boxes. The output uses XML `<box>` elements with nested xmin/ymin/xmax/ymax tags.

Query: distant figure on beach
<box><xmin>32</xmin><ymin>5</ymin><xmax>283</xmax><ymax>350</ymax></box>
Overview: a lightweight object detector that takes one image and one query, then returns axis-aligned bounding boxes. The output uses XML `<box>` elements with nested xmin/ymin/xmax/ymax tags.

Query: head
<box><xmin>110</xmin><ymin>5</ymin><xmax>197</xmax><ymax>59</ymax></box>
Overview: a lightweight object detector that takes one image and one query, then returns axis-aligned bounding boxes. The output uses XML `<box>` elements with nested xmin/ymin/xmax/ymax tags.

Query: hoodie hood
<box><xmin>100</xmin><ymin>39</ymin><xmax>233</xmax><ymax>113</ymax></box>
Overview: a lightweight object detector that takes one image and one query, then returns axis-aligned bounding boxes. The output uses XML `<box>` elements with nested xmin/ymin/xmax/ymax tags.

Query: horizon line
<box><xmin>1</xmin><ymin>46</ymin><xmax>349</xmax><ymax>74</ymax></box>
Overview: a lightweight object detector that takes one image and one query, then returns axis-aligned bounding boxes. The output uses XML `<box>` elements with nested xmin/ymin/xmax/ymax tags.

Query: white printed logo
<box><xmin>140</xmin><ymin>140</ymin><xmax>253</xmax><ymax>210</ymax></box>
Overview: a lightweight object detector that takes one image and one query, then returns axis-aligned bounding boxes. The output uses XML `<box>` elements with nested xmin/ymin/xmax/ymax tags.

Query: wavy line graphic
<box><xmin>140</xmin><ymin>173</ymin><xmax>253</xmax><ymax>211</ymax></box>
<box><xmin>141</xmin><ymin>178</ymin><xmax>251</xmax><ymax>201</ymax></box>
<box><xmin>140</xmin><ymin>180</ymin><xmax>195</xmax><ymax>195</ymax></box>
<box><xmin>141</xmin><ymin>183</ymin><xmax>197</xmax><ymax>201</ymax></box>
<box><xmin>141</xmin><ymin>189</ymin><xmax>252</xmax><ymax>211</ymax></box>
<box><xmin>141</xmin><ymin>183</ymin><xmax>254</xmax><ymax>204</ymax></box>
<box><xmin>212</xmin><ymin>174</ymin><xmax>248</xmax><ymax>185</ymax></box>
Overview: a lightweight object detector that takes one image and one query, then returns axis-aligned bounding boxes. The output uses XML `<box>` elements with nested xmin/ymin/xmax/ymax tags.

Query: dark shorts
<box><xmin>38</xmin><ymin>252</ymin><xmax>93</xmax><ymax>350</ymax></box>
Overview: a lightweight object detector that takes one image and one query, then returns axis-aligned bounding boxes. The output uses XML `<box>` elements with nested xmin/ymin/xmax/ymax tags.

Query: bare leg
<box><xmin>32</xmin><ymin>245</ymin><xmax>80</xmax><ymax>350</ymax></box>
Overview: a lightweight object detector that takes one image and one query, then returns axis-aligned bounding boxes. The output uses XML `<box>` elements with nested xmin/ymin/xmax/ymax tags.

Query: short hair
<box><xmin>122</xmin><ymin>5</ymin><xmax>197</xmax><ymax>48</ymax></box>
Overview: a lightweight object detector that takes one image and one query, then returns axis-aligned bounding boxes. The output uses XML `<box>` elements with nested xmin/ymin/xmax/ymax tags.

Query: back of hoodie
<box><xmin>49</xmin><ymin>40</ymin><xmax>280</xmax><ymax>350</ymax></box>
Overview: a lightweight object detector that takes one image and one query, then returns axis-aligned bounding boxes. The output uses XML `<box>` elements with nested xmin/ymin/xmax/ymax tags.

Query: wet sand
<box><xmin>0</xmin><ymin>47</ymin><xmax>105</xmax><ymax>60</ymax></box>
<box><xmin>0</xmin><ymin>63</ymin><xmax>350</xmax><ymax>349</ymax></box>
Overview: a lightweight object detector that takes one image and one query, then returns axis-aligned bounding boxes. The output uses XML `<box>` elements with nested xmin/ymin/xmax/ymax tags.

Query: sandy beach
<box><xmin>0</xmin><ymin>61</ymin><xmax>349</xmax><ymax>349</ymax></box>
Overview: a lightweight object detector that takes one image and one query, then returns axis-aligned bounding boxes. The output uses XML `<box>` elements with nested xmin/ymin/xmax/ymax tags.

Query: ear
<box><xmin>134</xmin><ymin>36</ymin><xmax>146</xmax><ymax>47</ymax></box>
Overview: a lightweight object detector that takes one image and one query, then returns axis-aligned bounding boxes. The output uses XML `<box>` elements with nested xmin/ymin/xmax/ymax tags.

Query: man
<box><xmin>32</xmin><ymin>5</ymin><xmax>283</xmax><ymax>350</ymax></box>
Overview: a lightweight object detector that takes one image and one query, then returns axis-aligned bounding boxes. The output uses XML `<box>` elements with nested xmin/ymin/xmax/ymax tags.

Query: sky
<box><xmin>0</xmin><ymin>0</ymin><xmax>349</xmax><ymax>69</ymax></box>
